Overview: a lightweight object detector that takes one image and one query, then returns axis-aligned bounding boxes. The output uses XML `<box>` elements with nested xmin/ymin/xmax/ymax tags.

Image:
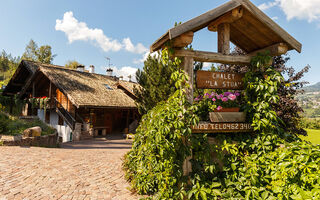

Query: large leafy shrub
<box><xmin>124</xmin><ymin>52</ymin><xmax>320</xmax><ymax>199</ymax></box>
<box><xmin>124</xmin><ymin>70</ymin><xmax>198</xmax><ymax>199</ymax></box>
<box><xmin>0</xmin><ymin>112</ymin><xmax>9</xmax><ymax>133</ymax></box>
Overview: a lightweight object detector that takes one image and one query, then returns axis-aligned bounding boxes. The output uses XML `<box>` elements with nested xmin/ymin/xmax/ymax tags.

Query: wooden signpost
<box><xmin>196</xmin><ymin>70</ymin><xmax>244</xmax><ymax>90</ymax></box>
<box><xmin>192</xmin><ymin>70</ymin><xmax>252</xmax><ymax>133</ymax></box>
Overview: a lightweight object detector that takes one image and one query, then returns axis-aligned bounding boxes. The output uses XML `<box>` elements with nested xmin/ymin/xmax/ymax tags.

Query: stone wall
<box><xmin>0</xmin><ymin>133</ymin><xmax>61</xmax><ymax>148</ymax></box>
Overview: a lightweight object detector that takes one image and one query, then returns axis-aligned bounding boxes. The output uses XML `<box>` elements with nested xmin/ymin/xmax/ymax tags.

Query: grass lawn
<box><xmin>301</xmin><ymin>129</ymin><xmax>320</xmax><ymax>145</ymax></box>
<box><xmin>0</xmin><ymin>111</ymin><xmax>55</xmax><ymax>136</ymax></box>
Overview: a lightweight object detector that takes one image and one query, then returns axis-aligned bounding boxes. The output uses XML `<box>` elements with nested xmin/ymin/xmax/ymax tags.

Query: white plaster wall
<box><xmin>37</xmin><ymin>109</ymin><xmax>72</xmax><ymax>143</ymax></box>
<box><xmin>55</xmin><ymin>124</ymin><xmax>72</xmax><ymax>143</ymax></box>
<box><xmin>37</xmin><ymin>109</ymin><xmax>45</xmax><ymax>122</ymax></box>
<box><xmin>49</xmin><ymin>111</ymin><xmax>59</xmax><ymax>127</ymax></box>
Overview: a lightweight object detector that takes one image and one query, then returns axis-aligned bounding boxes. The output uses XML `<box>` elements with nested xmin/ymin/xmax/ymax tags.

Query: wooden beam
<box><xmin>248</xmin><ymin>43</ymin><xmax>288</xmax><ymax>56</ymax></box>
<box><xmin>32</xmin><ymin>82</ymin><xmax>35</xmax><ymax>97</ymax></box>
<box><xmin>49</xmin><ymin>81</ymin><xmax>52</xmax><ymax>99</ymax></box>
<box><xmin>150</xmin><ymin>32</ymin><xmax>169</xmax><ymax>53</ymax></box>
<box><xmin>208</xmin><ymin>7</ymin><xmax>243</xmax><ymax>32</ymax></box>
<box><xmin>150</xmin><ymin>0</ymin><xmax>241</xmax><ymax>52</ymax></box>
<box><xmin>174</xmin><ymin>49</ymin><xmax>252</xmax><ymax>65</ymax></box>
<box><xmin>172</xmin><ymin>31</ymin><xmax>194</xmax><ymax>48</ymax></box>
<box><xmin>169</xmin><ymin>1</ymin><xmax>241</xmax><ymax>39</ymax></box>
<box><xmin>217</xmin><ymin>23</ymin><xmax>230</xmax><ymax>54</ymax></box>
<box><xmin>11</xmin><ymin>82</ymin><xmax>24</xmax><ymax>87</ymax></box>
<box><xmin>4</xmin><ymin>92</ymin><xmax>16</xmax><ymax>96</ymax></box>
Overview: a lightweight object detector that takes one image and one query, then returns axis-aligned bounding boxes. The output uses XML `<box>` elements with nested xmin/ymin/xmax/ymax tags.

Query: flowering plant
<box><xmin>29</xmin><ymin>96</ymin><xmax>50</xmax><ymax>113</ymax></box>
<box><xmin>194</xmin><ymin>91</ymin><xmax>241</xmax><ymax>120</ymax></box>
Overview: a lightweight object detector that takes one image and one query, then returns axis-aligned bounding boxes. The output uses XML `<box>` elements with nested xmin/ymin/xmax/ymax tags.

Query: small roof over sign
<box><xmin>150</xmin><ymin>0</ymin><xmax>301</xmax><ymax>54</ymax></box>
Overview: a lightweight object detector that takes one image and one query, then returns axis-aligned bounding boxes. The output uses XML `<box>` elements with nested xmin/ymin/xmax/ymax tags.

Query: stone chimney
<box><xmin>89</xmin><ymin>65</ymin><xmax>95</xmax><ymax>73</ymax></box>
<box><xmin>76</xmin><ymin>65</ymin><xmax>85</xmax><ymax>72</ymax></box>
<box><xmin>106</xmin><ymin>68</ymin><xmax>113</xmax><ymax>76</ymax></box>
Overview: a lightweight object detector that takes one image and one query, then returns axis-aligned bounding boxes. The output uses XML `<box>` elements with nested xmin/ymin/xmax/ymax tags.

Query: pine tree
<box><xmin>134</xmin><ymin>53</ymin><xmax>179</xmax><ymax>115</ymax></box>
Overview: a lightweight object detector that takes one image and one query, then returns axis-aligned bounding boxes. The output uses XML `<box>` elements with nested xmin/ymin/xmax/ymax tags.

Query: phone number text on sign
<box><xmin>192</xmin><ymin>122</ymin><xmax>252</xmax><ymax>133</ymax></box>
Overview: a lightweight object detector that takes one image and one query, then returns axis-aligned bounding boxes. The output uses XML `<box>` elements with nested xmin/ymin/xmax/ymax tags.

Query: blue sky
<box><xmin>0</xmin><ymin>0</ymin><xmax>319</xmax><ymax>84</ymax></box>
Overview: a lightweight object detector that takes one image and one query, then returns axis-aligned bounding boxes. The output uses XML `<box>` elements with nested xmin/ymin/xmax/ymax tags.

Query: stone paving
<box><xmin>0</xmin><ymin>136</ymin><xmax>140</xmax><ymax>200</ymax></box>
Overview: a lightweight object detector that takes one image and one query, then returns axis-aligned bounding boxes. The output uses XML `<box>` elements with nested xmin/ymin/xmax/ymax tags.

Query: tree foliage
<box><xmin>220</xmin><ymin>48</ymin><xmax>309</xmax><ymax>135</ymax></box>
<box><xmin>65</xmin><ymin>60</ymin><xmax>82</xmax><ymax>69</ymax></box>
<box><xmin>22</xmin><ymin>39</ymin><xmax>56</xmax><ymax>64</ymax></box>
<box><xmin>0</xmin><ymin>50</ymin><xmax>20</xmax><ymax>86</ymax></box>
<box><xmin>134</xmin><ymin>52</ymin><xmax>180</xmax><ymax>115</ymax></box>
<box><xmin>124</xmin><ymin>69</ymin><xmax>198</xmax><ymax>199</ymax></box>
<box><xmin>124</xmin><ymin>52</ymin><xmax>320</xmax><ymax>199</ymax></box>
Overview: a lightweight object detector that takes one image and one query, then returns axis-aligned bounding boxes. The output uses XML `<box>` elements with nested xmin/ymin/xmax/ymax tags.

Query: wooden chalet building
<box><xmin>2</xmin><ymin>60</ymin><xmax>139</xmax><ymax>142</ymax></box>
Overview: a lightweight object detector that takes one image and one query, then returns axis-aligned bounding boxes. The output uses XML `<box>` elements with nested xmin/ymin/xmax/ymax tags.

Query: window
<box><xmin>104</xmin><ymin>84</ymin><xmax>113</xmax><ymax>90</ymax></box>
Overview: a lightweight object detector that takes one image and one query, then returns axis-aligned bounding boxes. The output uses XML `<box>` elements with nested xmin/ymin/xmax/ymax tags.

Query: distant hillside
<box><xmin>303</xmin><ymin>82</ymin><xmax>320</xmax><ymax>92</ymax></box>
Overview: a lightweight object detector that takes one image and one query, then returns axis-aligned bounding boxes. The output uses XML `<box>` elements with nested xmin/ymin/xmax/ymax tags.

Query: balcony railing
<box><xmin>53</xmin><ymin>97</ymin><xmax>76</xmax><ymax>129</ymax></box>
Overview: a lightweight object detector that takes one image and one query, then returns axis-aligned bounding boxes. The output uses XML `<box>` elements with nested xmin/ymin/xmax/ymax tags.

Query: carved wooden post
<box><xmin>217</xmin><ymin>23</ymin><xmax>230</xmax><ymax>55</ymax></box>
<box><xmin>49</xmin><ymin>81</ymin><xmax>52</xmax><ymax>99</ymax></box>
<box><xmin>182</xmin><ymin>56</ymin><xmax>194</xmax><ymax>103</ymax></box>
<box><xmin>182</xmin><ymin>56</ymin><xmax>194</xmax><ymax>176</ymax></box>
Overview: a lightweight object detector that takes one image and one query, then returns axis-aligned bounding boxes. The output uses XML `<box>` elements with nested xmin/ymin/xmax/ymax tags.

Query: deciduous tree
<box><xmin>22</xmin><ymin>39</ymin><xmax>56</xmax><ymax>64</ymax></box>
<box><xmin>65</xmin><ymin>60</ymin><xmax>82</xmax><ymax>69</ymax></box>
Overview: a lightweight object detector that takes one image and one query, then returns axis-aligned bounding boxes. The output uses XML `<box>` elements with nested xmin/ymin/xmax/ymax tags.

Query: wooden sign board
<box><xmin>192</xmin><ymin>122</ymin><xmax>252</xmax><ymax>133</ymax></box>
<box><xmin>196</xmin><ymin>70</ymin><xmax>244</xmax><ymax>90</ymax></box>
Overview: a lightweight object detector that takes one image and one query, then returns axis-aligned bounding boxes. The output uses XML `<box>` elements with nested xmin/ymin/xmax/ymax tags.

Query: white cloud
<box><xmin>258</xmin><ymin>0</ymin><xmax>320</xmax><ymax>23</ymax></box>
<box><xmin>110</xmin><ymin>66</ymin><xmax>138</xmax><ymax>82</ymax></box>
<box><xmin>203</xmin><ymin>62</ymin><xmax>212</xmax><ymax>69</ymax></box>
<box><xmin>271</xmin><ymin>16</ymin><xmax>279</xmax><ymax>20</ymax></box>
<box><xmin>278</xmin><ymin>0</ymin><xmax>320</xmax><ymax>22</ymax></box>
<box><xmin>133</xmin><ymin>51</ymin><xmax>159</xmax><ymax>64</ymax></box>
<box><xmin>123</xmin><ymin>38</ymin><xmax>148</xmax><ymax>54</ymax></box>
<box><xmin>55</xmin><ymin>11</ymin><xmax>148</xmax><ymax>54</ymax></box>
<box><xmin>258</xmin><ymin>1</ymin><xmax>279</xmax><ymax>10</ymax></box>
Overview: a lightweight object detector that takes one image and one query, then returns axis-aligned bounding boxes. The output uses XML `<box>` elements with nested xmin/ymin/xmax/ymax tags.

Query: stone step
<box><xmin>80</xmin><ymin>135</ymin><xmax>93</xmax><ymax>140</ymax></box>
<box><xmin>80</xmin><ymin>131</ymin><xmax>93</xmax><ymax>140</ymax></box>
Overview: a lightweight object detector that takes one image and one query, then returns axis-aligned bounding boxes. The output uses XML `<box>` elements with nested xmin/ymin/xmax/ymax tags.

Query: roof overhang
<box><xmin>150</xmin><ymin>0</ymin><xmax>301</xmax><ymax>54</ymax></box>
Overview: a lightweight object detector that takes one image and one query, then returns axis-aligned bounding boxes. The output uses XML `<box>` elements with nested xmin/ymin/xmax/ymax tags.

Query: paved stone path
<box><xmin>0</xmin><ymin>136</ymin><xmax>140</xmax><ymax>200</ymax></box>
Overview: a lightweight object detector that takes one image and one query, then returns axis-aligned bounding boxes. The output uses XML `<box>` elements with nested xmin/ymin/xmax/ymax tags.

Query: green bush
<box><xmin>0</xmin><ymin>112</ymin><xmax>55</xmax><ymax>136</ymax></box>
<box><xmin>124</xmin><ymin>70</ymin><xmax>198</xmax><ymax>198</ymax></box>
<box><xmin>299</xmin><ymin>118</ymin><xmax>320</xmax><ymax>129</ymax></box>
<box><xmin>0</xmin><ymin>113</ymin><xmax>9</xmax><ymax>133</ymax></box>
<box><xmin>190</xmin><ymin>133</ymin><xmax>320</xmax><ymax>199</ymax></box>
<box><xmin>124</xmin><ymin>52</ymin><xmax>320</xmax><ymax>199</ymax></box>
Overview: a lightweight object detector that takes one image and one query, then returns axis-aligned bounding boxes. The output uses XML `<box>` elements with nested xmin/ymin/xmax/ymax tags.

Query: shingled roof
<box><xmin>4</xmin><ymin>60</ymin><xmax>138</xmax><ymax>109</ymax></box>
<box><xmin>150</xmin><ymin>0</ymin><xmax>301</xmax><ymax>54</ymax></box>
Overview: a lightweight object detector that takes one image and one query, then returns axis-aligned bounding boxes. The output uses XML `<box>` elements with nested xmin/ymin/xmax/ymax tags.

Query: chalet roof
<box><xmin>4</xmin><ymin>60</ymin><xmax>138</xmax><ymax>109</ymax></box>
<box><xmin>2</xmin><ymin>60</ymin><xmax>39</xmax><ymax>95</ymax></box>
<box><xmin>150</xmin><ymin>0</ymin><xmax>301</xmax><ymax>54</ymax></box>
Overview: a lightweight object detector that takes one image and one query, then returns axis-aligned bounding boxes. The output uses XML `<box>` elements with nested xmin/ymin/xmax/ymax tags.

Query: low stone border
<box><xmin>0</xmin><ymin>132</ymin><xmax>61</xmax><ymax>148</ymax></box>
